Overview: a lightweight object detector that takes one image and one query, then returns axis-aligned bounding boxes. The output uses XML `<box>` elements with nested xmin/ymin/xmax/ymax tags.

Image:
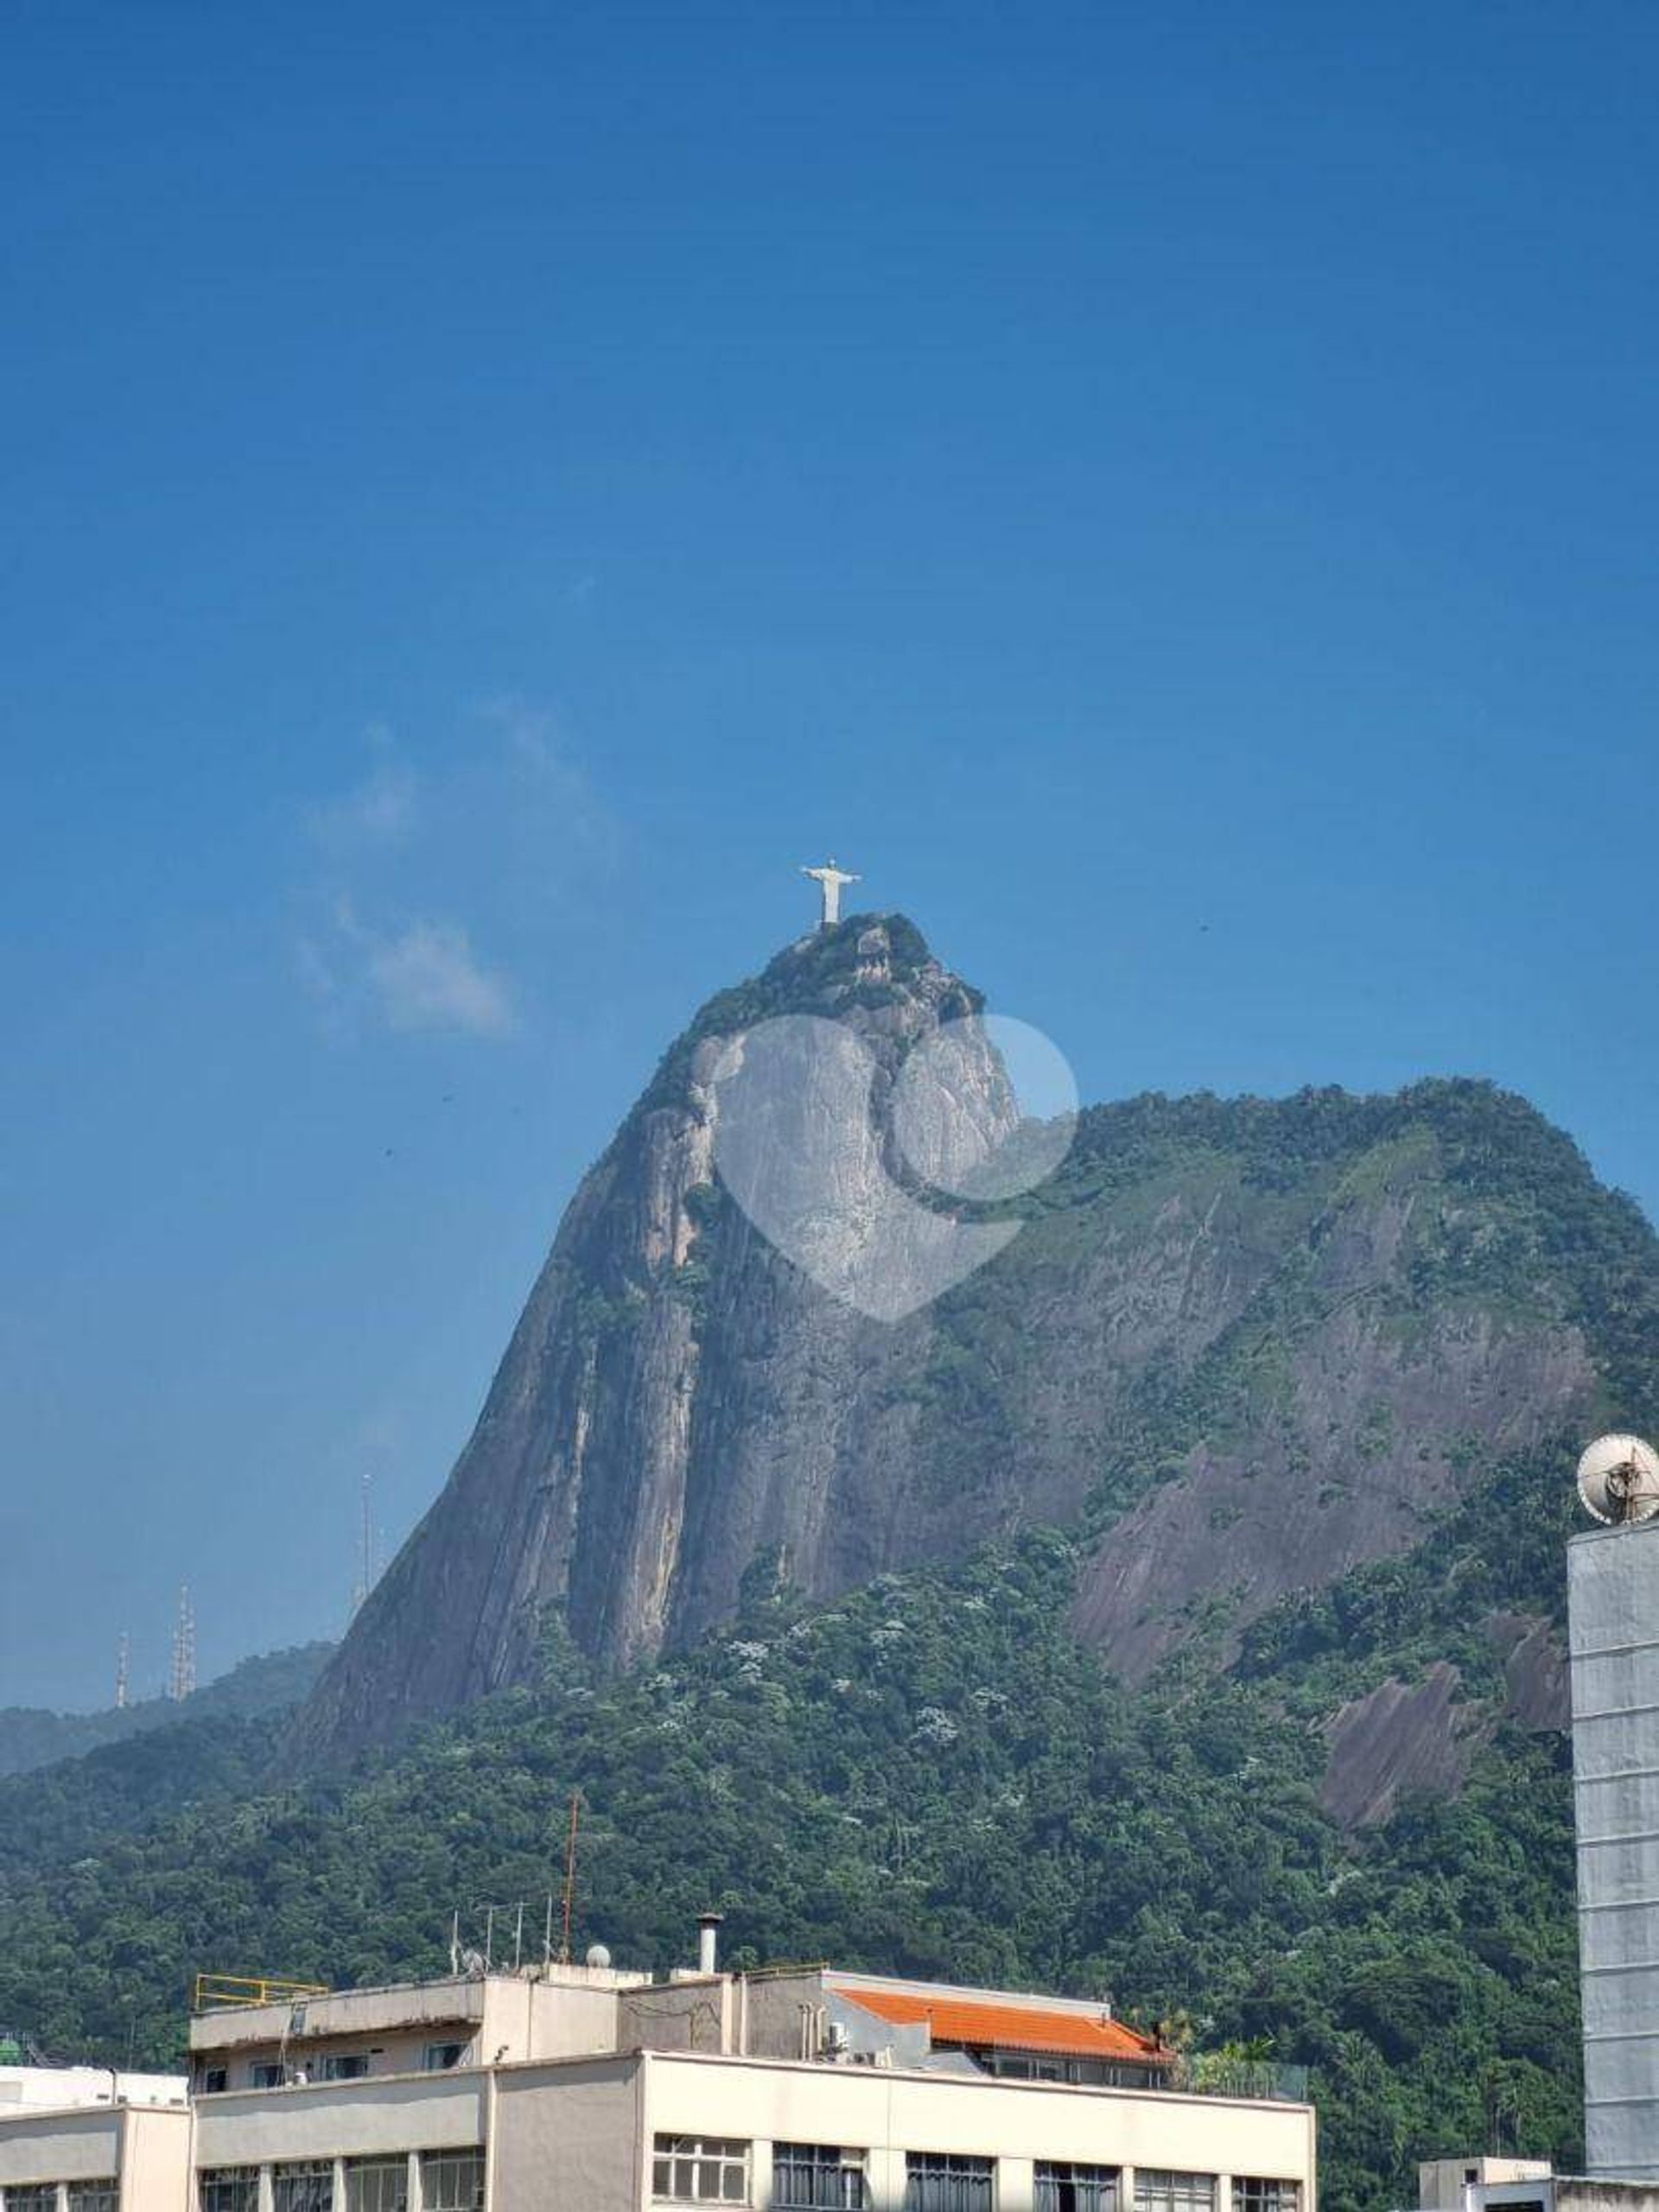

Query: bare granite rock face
<box><xmin>1315</xmin><ymin>1623</ymin><xmax>1569</xmax><ymax>1831</ymax></box>
<box><xmin>1070</xmin><ymin>1300</ymin><xmax>1592</xmax><ymax>1683</ymax></box>
<box><xmin>1486</xmin><ymin>1610</ymin><xmax>1571</xmax><ymax>1732</ymax></box>
<box><xmin>287</xmin><ymin>917</ymin><xmax>1604</xmax><ymax>1770</ymax></box>
<box><xmin>1319</xmin><ymin>1663</ymin><xmax>1485</xmax><ymax>1827</ymax></box>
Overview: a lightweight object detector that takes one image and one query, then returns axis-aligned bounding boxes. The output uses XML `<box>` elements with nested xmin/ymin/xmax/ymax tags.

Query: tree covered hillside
<box><xmin>0</xmin><ymin>1643</ymin><xmax>334</xmax><ymax>1780</ymax></box>
<box><xmin>0</xmin><ymin>1530</ymin><xmax>1579</xmax><ymax>2212</ymax></box>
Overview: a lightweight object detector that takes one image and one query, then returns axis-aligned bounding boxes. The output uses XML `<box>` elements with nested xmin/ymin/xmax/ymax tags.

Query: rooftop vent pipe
<box><xmin>697</xmin><ymin>1912</ymin><xmax>723</xmax><ymax>1976</ymax></box>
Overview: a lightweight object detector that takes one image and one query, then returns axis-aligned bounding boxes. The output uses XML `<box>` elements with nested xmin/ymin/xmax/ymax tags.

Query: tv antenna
<box><xmin>558</xmin><ymin>1790</ymin><xmax>582</xmax><ymax>1963</ymax></box>
<box><xmin>1577</xmin><ymin>1433</ymin><xmax>1659</xmax><ymax>1526</ymax></box>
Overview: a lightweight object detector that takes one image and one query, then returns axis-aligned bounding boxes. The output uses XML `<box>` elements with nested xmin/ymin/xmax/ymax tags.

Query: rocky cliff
<box><xmin>289</xmin><ymin>916</ymin><xmax>1611</xmax><ymax>1768</ymax></box>
<box><xmin>289</xmin><ymin>915</ymin><xmax>1016</xmax><ymax>1762</ymax></box>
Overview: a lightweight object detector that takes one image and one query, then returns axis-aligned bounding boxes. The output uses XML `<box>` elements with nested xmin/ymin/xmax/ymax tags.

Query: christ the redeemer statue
<box><xmin>803</xmin><ymin>857</ymin><xmax>861</xmax><ymax>929</ymax></box>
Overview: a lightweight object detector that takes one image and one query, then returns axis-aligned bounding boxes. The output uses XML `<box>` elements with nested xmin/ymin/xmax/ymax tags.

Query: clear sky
<box><xmin>5</xmin><ymin>3</ymin><xmax>1657</xmax><ymax>1708</ymax></box>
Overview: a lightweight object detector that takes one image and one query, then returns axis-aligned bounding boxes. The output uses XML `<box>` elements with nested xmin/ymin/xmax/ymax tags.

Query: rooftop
<box><xmin>0</xmin><ymin>2066</ymin><xmax>188</xmax><ymax>2112</ymax></box>
<box><xmin>830</xmin><ymin>1975</ymin><xmax>1167</xmax><ymax>2067</ymax></box>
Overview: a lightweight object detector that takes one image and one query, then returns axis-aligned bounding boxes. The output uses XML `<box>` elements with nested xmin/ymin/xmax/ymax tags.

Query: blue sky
<box><xmin>4</xmin><ymin>3</ymin><xmax>1657</xmax><ymax>1707</ymax></box>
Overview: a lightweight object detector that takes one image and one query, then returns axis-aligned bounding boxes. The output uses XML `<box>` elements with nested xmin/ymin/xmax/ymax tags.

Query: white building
<box><xmin>0</xmin><ymin>1944</ymin><xmax>1314</xmax><ymax>2212</ymax></box>
<box><xmin>0</xmin><ymin>2069</ymin><xmax>188</xmax><ymax>2212</ymax></box>
<box><xmin>0</xmin><ymin>2081</ymin><xmax>184</xmax><ymax>2117</ymax></box>
<box><xmin>182</xmin><ymin>1942</ymin><xmax>1311</xmax><ymax>2212</ymax></box>
<box><xmin>1416</xmin><ymin>2155</ymin><xmax>1659</xmax><ymax>2212</ymax></box>
<box><xmin>1417</xmin><ymin>2158</ymin><xmax>1557</xmax><ymax>2212</ymax></box>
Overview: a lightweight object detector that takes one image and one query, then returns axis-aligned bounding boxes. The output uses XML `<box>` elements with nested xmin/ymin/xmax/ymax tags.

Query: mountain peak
<box><xmin>286</xmin><ymin>915</ymin><xmax>1002</xmax><ymax>1766</ymax></box>
<box><xmin>631</xmin><ymin>913</ymin><xmax>985</xmax><ymax>1131</ymax></box>
<box><xmin>287</xmin><ymin>933</ymin><xmax>1623</xmax><ymax>1772</ymax></box>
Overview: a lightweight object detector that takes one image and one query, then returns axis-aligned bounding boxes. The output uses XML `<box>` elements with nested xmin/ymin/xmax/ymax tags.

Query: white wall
<box><xmin>192</xmin><ymin>1987</ymin><xmax>485</xmax><ymax>2060</ymax></box>
<box><xmin>487</xmin><ymin>1980</ymin><xmax>624</xmax><ymax>2063</ymax></box>
<box><xmin>193</xmin><ymin>1972</ymin><xmax>650</xmax><ymax>2086</ymax></box>
<box><xmin>0</xmin><ymin>2075</ymin><xmax>184</xmax><ymax>2113</ymax></box>
<box><xmin>643</xmin><ymin>2050</ymin><xmax>1313</xmax><ymax>2212</ymax></box>
<box><xmin>493</xmin><ymin>2060</ymin><xmax>639</xmax><ymax>2212</ymax></box>
<box><xmin>0</xmin><ymin>2101</ymin><xmax>190</xmax><ymax>2212</ymax></box>
<box><xmin>195</xmin><ymin>2077</ymin><xmax>485</xmax><ymax>2168</ymax></box>
<box><xmin>121</xmin><ymin>2107</ymin><xmax>194</xmax><ymax>2212</ymax></box>
<box><xmin>0</xmin><ymin>2108</ymin><xmax>128</xmax><ymax>2187</ymax></box>
<box><xmin>618</xmin><ymin>1980</ymin><xmax>733</xmax><ymax>2056</ymax></box>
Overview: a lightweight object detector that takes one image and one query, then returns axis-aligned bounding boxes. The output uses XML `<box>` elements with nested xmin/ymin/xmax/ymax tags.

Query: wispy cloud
<box><xmin>298</xmin><ymin>902</ymin><xmax>516</xmax><ymax>1039</ymax></box>
<box><xmin>295</xmin><ymin>708</ymin><xmax>614</xmax><ymax>1042</ymax></box>
<box><xmin>474</xmin><ymin>696</ymin><xmax>619</xmax><ymax>868</ymax></box>
<box><xmin>306</xmin><ymin>725</ymin><xmax>418</xmax><ymax>855</ymax></box>
<box><xmin>361</xmin><ymin>917</ymin><xmax>514</xmax><ymax>1037</ymax></box>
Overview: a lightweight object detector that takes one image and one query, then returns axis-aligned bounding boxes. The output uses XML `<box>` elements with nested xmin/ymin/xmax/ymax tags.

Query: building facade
<box><xmin>0</xmin><ymin>2074</ymin><xmax>188</xmax><ymax>2212</ymax></box>
<box><xmin>1418</xmin><ymin>2156</ymin><xmax>1659</xmax><ymax>2212</ymax></box>
<box><xmin>180</xmin><ymin>1959</ymin><xmax>1312</xmax><ymax>2212</ymax></box>
<box><xmin>0</xmin><ymin>1958</ymin><xmax>1313</xmax><ymax>2212</ymax></box>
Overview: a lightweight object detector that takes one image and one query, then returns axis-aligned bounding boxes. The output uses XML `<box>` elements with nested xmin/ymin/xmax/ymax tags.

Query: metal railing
<box><xmin>1173</xmin><ymin>2054</ymin><xmax>1312</xmax><ymax>2103</ymax></box>
<box><xmin>192</xmin><ymin>1974</ymin><xmax>330</xmax><ymax>2012</ymax></box>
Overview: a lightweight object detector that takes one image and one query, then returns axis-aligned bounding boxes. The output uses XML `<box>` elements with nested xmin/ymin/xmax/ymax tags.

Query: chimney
<box><xmin>696</xmin><ymin>1912</ymin><xmax>723</xmax><ymax>1976</ymax></box>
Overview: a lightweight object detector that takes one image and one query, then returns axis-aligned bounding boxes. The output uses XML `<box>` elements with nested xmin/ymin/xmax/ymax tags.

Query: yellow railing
<box><xmin>192</xmin><ymin>1974</ymin><xmax>330</xmax><ymax>2012</ymax></box>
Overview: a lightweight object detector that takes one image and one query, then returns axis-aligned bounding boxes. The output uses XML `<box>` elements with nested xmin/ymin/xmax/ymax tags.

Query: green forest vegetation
<box><xmin>0</xmin><ymin>1643</ymin><xmax>334</xmax><ymax>1780</ymax></box>
<box><xmin>0</xmin><ymin>1528</ymin><xmax>1580</xmax><ymax>2212</ymax></box>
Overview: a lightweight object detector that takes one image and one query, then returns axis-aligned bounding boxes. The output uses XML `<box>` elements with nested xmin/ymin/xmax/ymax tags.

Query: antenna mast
<box><xmin>559</xmin><ymin>1790</ymin><xmax>581</xmax><ymax>1963</ymax></box>
<box><xmin>351</xmin><ymin>1473</ymin><xmax>377</xmax><ymax>1615</ymax></box>
<box><xmin>114</xmin><ymin>1631</ymin><xmax>130</xmax><ymax>1712</ymax></box>
<box><xmin>168</xmin><ymin>1586</ymin><xmax>196</xmax><ymax>1702</ymax></box>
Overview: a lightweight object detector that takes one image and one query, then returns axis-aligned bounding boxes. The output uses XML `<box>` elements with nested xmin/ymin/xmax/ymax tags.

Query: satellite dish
<box><xmin>1577</xmin><ymin>1433</ymin><xmax>1659</xmax><ymax>1526</ymax></box>
<box><xmin>584</xmin><ymin>1943</ymin><xmax>613</xmax><ymax>1970</ymax></box>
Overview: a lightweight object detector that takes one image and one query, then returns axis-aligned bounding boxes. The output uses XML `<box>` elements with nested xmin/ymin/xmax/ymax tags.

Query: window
<box><xmin>8</xmin><ymin>2188</ymin><xmax>60</xmax><ymax>2212</ymax></box>
<box><xmin>68</xmin><ymin>2186</ymin><xmax>118</xmax><ymax>2212</ymax></box>
<box><xmin>1134</xmin><ymin>2176</ymin><xmax>1215</xmax><ymax>2212</ymax></box>
<box><xmin>1037</xmin><ymin>2167</ymin><xmax>1116</xmax><ymax>2212</ymax></box>
<box><xmin>199</xmin><ymin>2069</ymin><xmax>228</xmax><ymax>2095</ymax></box>
<box><xmin>972</xmin><ymin>2050</ymin><xmax>1154</xmax><ymax>2089</ymax></box>
<box><xmin>344</xmin><ymin>2163</ymin><xmax>409</xmax><ymax>2212</ymax></box>
<box><xmin>1233</xmin><ymin>2186</ymin><xmax>1298</xmax><ymax>2212</ymax></box>
<box><xmin>905</xmin><ymin>2154</ymin><xmax>995</xmax><ymax>2212</ymax></box>
<box><xmin>200</xmin><ymin>2171</ymin><xmax>259</xmax><ymax>2212</ymax></box>
<box><xmin>423</xmin><ymin>2044</ymin><xmax>467</xmax><ymax>2074</ymax></box>
<box><xmin>982</xmin><ymin>2051</ymin><xmax>1065</xmax><ymax>2082</ymax></box>
<box><xmin>251</xmin><ymin>2063</ymin><xmax>285</xmax><ymax>2090</ymax></box>
<box><xmin>773</xmin><ymin>2144</ymin><xmax>868</xmax><ymax>2210</ymax></box>
<box><xmin>652</xmin><ymin>2135</ymin><xmax>749</xmax><ymax>2203</ymax></box>
<box><xmin>274</xmin><ymin>2164</ymin><xmax>334</xmax><ymax>2212</ymax></box>
<box><xmin>318</xmin><ymin>2053</ymin><xmax>371</xmax><ymax>2082</ymax></box>
<box><xmin>419</xmin><ymin>2152</ymin><xmax>483</xmax><ymax>2212</ymax></box>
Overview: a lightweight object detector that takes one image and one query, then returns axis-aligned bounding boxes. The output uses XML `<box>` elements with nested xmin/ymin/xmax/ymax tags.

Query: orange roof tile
<box><xmin>837</xmin><ymin>1986</ymin><xmax>1169</xmax><ymax>2066</ymax></box>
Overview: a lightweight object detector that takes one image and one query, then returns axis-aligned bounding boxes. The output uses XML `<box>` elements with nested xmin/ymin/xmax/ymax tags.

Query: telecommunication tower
<box><xmin>114</xmin><ymin>1631</ymin><xmax>130</xmax><ymax>1711</ymax></box>
<box><xmin>168</xmin><ymin>1586</ymin><xmax>196</xmax><ymax>1703</ymax></box>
